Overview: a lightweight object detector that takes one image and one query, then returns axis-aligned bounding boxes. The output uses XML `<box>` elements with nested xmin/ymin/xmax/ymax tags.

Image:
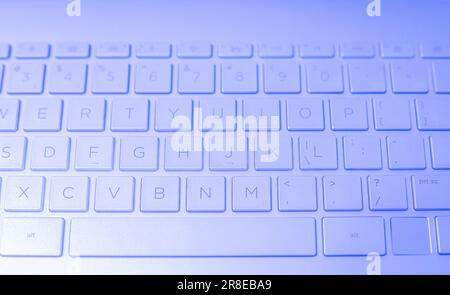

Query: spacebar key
<box><xmin>69</xmin><ymin>217</ymin><xmax>317</xmax><ymax>257</ymax></box>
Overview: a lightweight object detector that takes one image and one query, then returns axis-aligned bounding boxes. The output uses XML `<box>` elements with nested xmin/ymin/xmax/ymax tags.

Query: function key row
<box><xmin>1</xmin><ymin>42</ymin><xmax>450</xmax><ymax>59</ymax></box>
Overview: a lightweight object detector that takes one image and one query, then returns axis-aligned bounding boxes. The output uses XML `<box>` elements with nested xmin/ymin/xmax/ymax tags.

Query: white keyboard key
<box><xmin>95</xmin><ymin>42</ymin><xmax>130</xmax><ymax>58</ymax></box>
<box><xmin>413</xmin><ymin>176</ymin><xmax>450</xmax><ymax>210</ymax></box>
<box><xmin>177</xmin><ymin>42</ymin><xmax>212</xmax><ymax>58</ymax></box>
<box><xmin>221</xmin><ymin>62</ymin><xmax>258</xmax><ymax>94</ymax></box>
<box><xmin>186</xmin><ymin>177</ymin><xmax>226</xmax><ymax>212</ymax></box>
<box><xmin>218</xmin><ymin>43</ymin><xmax>253</xmax><ymax>58</ymax></box>
<box><xmin>391</xmin><ymin>217</ymin><xmax>431</xmax><ymax>255</ymax></box>
<box><xmin>0</xmin><ymin>218</ymin><xmax>64</xmax><ymax>257</ymax></box>
<box><xmin>391</xmin><ymin>62</ymin><xmax>429</xmax><ymax>93</ymax></box>
<box><xmin>348</xmin><ymin>62</ymin><xmax>386</xmax><ymax>93</ymax></box>
<box><xmin>48</xmin><ymin>63</ymin><xmax>87</xmax><ymax>94</ymax></box>
<box><xmin>340</xmin><ymin>43</ymin><xmax>375</xmax><ymax>58</ymax></box>
<box><xmin>299</xmin><ymin>136</ymin><xmax>338</xmax><ymax>170</ymax></box>
<box><xmin>368</xmin><ymin>176</ymin><xmax>408</xmax><ymax>211</ymax></box>
<box><xmin>67</xmin><ymin>99</ymin><xmax>106</xmax><ymax>131</ymax></box>
<box><xmin>7</xmin><ymin>63</ymin><xmax>45</xmax><ymax>94</ymax></box>
<box><xmin>178</xmin><ymin>62</ymin><xmax>215</xmax><ymax>93</ymax></box>
<box><xmin>432</xmin><ymin>62</ymin><xmax>450</xmax><ymax>93</ymax></box>
<box><xmin>95</xmin><ymin>177</ymin><xmax>135</xmax><ymax>212</ymax></box>
<box><xmin>111</xmin><ymin>98</ymin><xmax>149</xmax><ymax>131</ymax></box>
<box><xmin>259</xmin><ymin>43</ymin><xmax>293</xmax><ymax>58</ymax></box>
<box><xmin>323</xmin><ymin>176</ymin><xmax>363</xmax><ymax>211</ymax></box>
<box><xmin>54</xmin><ymin>42</ymin><xmax>90</xmax><ymax>58</ymax></box>
<box><xmin>436</xmin><ymin>217</ymin><xmax>450</xmax><ymax>254</ymax></box>
<box><xmin>387</xmin><ymin>136</ymin><xmax>426</xmax><ymax>170</ymax></box>
<box><xmin>141</xmin><ymin>177</ymin><xmax>180</xmax><ymax>212</ymax></box>
<box><xmin>0</xmin><ymin>137</ymin><xmax>26</xmax><ymax>171</ymax></box>
<box><xmin>343</xmin><ymin>136</ymin><xmax>382</xmax><ymax>170</ymax></box>
<box><xmin>232</xmin><ymin>176</ymin><xmax>271</xmax><ymax>212</ymax></box>
<box><xmin>420</xmin><ymin>43</ymin><xmax>450</xmax><ymax>58</ymax></box>
<box><xmin>0</xmin><ymin>64</ymin><xmax>3</xmax><ymax>91</ymax></box>
<box><xmin>373</xmin><ymin>98</ymin><xmax>411</xmax><ymax>130</ymax></box>
<box><xmin>136</xmin><ymin>42</ymin><xmax>171</xmax><ymax>58</ymax></box>
<box><xmin>286</xmin><ymin>98</ymin><xmax>324</xmax><ymax>131</ymax></box>
<box><xmin>4</xmin><ymin>176</ymin><xmax>45</xmax><ymax>212</ymax></box>
<box><xmin>330</xmin><ymin>99</ymin><xmax>368</xmax><ymax>130</ymax></box>
<box><xmin>154</xmin><ymin>98</ymin><xmax>192</xmax><ymax>131</ymax></box>
<box><xmin>164</xmin><ymin>137</ymin><xmax>203</xmax><ymax>171</ymax></box>
<box><xmin>30</xmin><ymin>137</ymin><xmax>70</xmax><ymax>171</ymax></box>
<box><xmin>49</xmin><ymin>177</ymin><xmax>89</xmax><ymax>212</ymax></box>
<box><xmin>322</xmin><ymin>217</ymin><xmax>385</xmax><ymax>256</ymax></box>
<box><xmin>209</xmin><ymin>139</ymin><xmax>248</xmax><ymax>171</ymax></box>
<box><xmin>255</xmin><ymin>135</ymin><xmax>292</xmax><ymax>171</ymax></box>
<box><xmin>15</xmin><ymin>42</ymin><xmax>50</xmax><ymax>59</ymax></box>
<box><xmin>0</xmin><ymin>99</ymin><xmax>20</xmax><ymax>131</ymax></box>
<box><xmin>91</xmin><ymin>63</ymin><xmax>129</xmax><ymax>94</ymax></box>
<box><xmin>306</xmin><ymin>63</ymin><xmax>343</xmax><ymax>93</ymax></box>
<box><xmin>243</xmin><ymin>98</ymin><xmax>280</xmax><ymax>131</ymax></box>
<box><xmin>69</xmin><ymin>217</ymin><xmax>316</xmax><ymax>256</ymax></box>
<box><xmin>278</xmin><ymin>176</ymin><xmax>317</xmax><ymax>211</ymax></box>
<box><xmin>75</xmin><ymin>137</ymin><xmax>114</xmax><ymax>171</ymax></box>
<box><xmin>430</xmin><ymin>136</ymin><xmax>450</xmax><ymax>169</ymax></box>
<box><xmin>263</xmin><ymin>62</ymin><xmax>301</xmax><ymax>93</ymax></box>
<box><xmin>416</xmin><ymin>99</ymin><xmax>450</xmax><ymax>130</ymax></box>
<box><xmin>119</xmin><ymin>136</ymin><xmax>159</xmax><ymax>171</ymax></box>
<box><xmin>135</xmin><ymin>62</ymin><xmax>172</xmax><ymax>94</ymax></box>
<box><xmin>380</xmin><ymin>43</ymin><xmax>415</xmax><ymax>58</ymax></box>
<box><xmin>23</xmin><ymin>98</ymin><xmax>62</xmax><ymax>131</ymax></box>
<box><xmin>299</xmin><ymin>43</ymin><xmax>334</xmax><ymax>58</ymax></box>
<box><xmin>197</xmin><ymin>99</ymin><xmax>236</xmax><ymax>131</ymax></box>
<box><xmin>0</xmin><ymin>43</ymin><xmax>11</xmax><ymax>59</ymax></box>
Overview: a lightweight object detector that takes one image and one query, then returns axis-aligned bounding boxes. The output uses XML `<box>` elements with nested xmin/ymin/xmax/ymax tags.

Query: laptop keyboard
<box><xmin>0</xmin><ymin>41</ymin><xmax>450</xmax><ymax>259</ymax></box>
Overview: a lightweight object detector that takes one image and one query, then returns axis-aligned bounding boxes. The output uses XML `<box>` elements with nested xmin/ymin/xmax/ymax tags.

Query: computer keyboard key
<box><xmin>306</xmin><ymin>63</ymin><xmax>343</xmax><ymax>93</ymax></box>
<box><xmin>186</xmin><ymin>177</ymin><xmax>226</xmax><ymax>212</ymax></box>
<box><xmin>412</xmin><ymin>176</ymin><xmax>450</xmax><ymax>210</ymax></box>
<box><xmin>69</xmin><ymin>217</ymin><xmax>316</xmax><ymax>257</ymax></box>
<box><xmin>420</xmin><ymin>43</ymin><xmax>450</xmax><ymax>58</ymax></box>
<box><xmin>0</xmin><ymin>64</ymin><xmax>3</xmax><ymax>91</ymax></box>
<box><xmin>67</xmin><ymin>99</ymin><xmax>106</xmax><ymax>131</ymax></box>
<box><xmin>135</xmin><ymin>62</ymin><xmax>172</xmax><ymax>94</ymax></box>
<box><xmin>343</xmin><ymin>136</ymin><xmax>382</xmax><ymax>170</ymax></box>
<box><xmin>243</xmin><ymin>98</ymin><xmax>280</xmax><ymax>131</ymax></box>
<box><xmin>95</xmin><ymin>42</ymin><xmax>130</xmax><ymax>58</ymax></box>
<box><xmin>164</xmin><ymin>137</ymin><xmax>203</xmax><ymax>171</ymax></box>
<box><xmin>436</xmin><ymin>216</ymin><xmax>450</xmax><ymax>254</ymax></box>
<box><xmin>387</xmin><ymin>136</ymin><xmax>426</xmax><ymax>170</ymax></box>
<box><xmin>48</xmin><ymin>63</ymin><xmax>87</xmax><ymax>94</ymax></box>
<box><xmin>330</xmin><ymin>99</ymin><xmax>368</xmax><ymax>130</ymax></box>
<box><xmin>111</xmin><ymin>98</ymin><xmax>149</xmax><ymax>131</ymax></box>
<box><xmin>348</xmin><ymin>63</ymin><xmax>386</xmax><ymax>93</ymax></box>
<box><xmin>178</xmin><ymin>62</ymin><xmax>215</xmax><ymax>94</ymax></box>
<box><xmin>209</xmin><ymin>140</ymin><xmax>248</xmax><ymax>171</ymax></box>
<box><xmin>136</xmin><ymin>42</ymin><xmax>171</xmax><ymax>58</ymax></box>
<box><xmin>391</xmin><ymin>62</ymin><xmax>429</xmax><ymax>93</ymax></box>
<box><xmin>4</xmin><ymin>176</ymin><xmax>45</xmax><ymax>212</ymax></box>
<box><xmin>432</xmin><ymin>62</ymin><xmax>450</xmax><ymax>93</ymax></box>
<box><xmin>221</xmin><ymin>62</ymin><xmax>258</xmax><ymax>94</ymax></box>
<box><xmin>391</xmin><ymin>217</ymin><xmax>431</xmax><ymax>255</ymax></box>
<box><xmin>278</xmin><ymin>176</ymin><xmax>317</xmax><ymax>211</ymax></box>
<box><xmin>340</xmin><ymin>43</ymin><xmax>375</xmax><ymax>58</ymax></box>
<box><xmin>7</xmin><ymin>63</ymin><xmax>45</xmax><ymax>94</ymax></box>
<box><xmin>218</xmin><ymin>43</ymin><xmax>253</xmax><ymax>58</ymax></box>
<box><xmin>75</xmin><ymin>137</ymin><xmax>114</xmax><ymax>171</ymax></box>
<box><xmin>95</xmin><ymin>177</ymin><xmax>135</xmax><ymax>212</ymax></box>
<box><xmin>259</xmin><ymin>43</ymin><xmax>293</xmax><ymax>58</ymax></box>
<box><xmin>0</xmin><ymin>137</ymin><xmax>27</xmax><ymax>171</ymax></box>
<box><xmin>416</xmin><ymin>99</ymin><xmax>450</xmax><ymax>130</ymax></box>
<box><xmin>197</xmin><ymin>99</ymin><xmax>236</xmax><ymax>131</ymax></box>
<box><xmin>323</xmin><ymin>176</ymin><xmax>363</xmax><ymax>211</ymax></box>
<box><xmin>380</xmin><ymin>43</ymin><xmax>415</xmax><ymax>58</ymax></box>
<box><xmin>15</xmin><ymin>42</ymin><xmax>50</xmax><ymax>59</ymax></box>
<box><xmin>373</xmin><ymin>98</ymin><xmax>411</xmax><ymax>130</ymax></box>
<box><xmin>255</xmin><ymin>135</ymin><xmax>293</xmax><ymax>171</ymax></box>
<box><xmin>119</xmin><ymin>136</ymin><xmax>159</xmax><ymax>171</ymax></box>
<box><xmin>140</xmin><ymin>176</ymin><xmax>180</xmax><ymax>212</ymax></box>
<box><xmin>430</xmin><ymin>136</ymin><xmax>450</xmax><ymax>169</ymax></box>
<box><xmin>299</xmin><ymin>136</ymin><xmax>338</xmax><ymax>170</ymax></box>
<box><xmin>0</xmin><ymin>218</ymin><xmax>64</xmax><ymax>257</ymax></box>
<box><xmin>177</xmin><ymin>42</ymin><xmax>212</xmax><ymax>58</ymax></box>
<box><xmin>30</xmin><ymin>137</ymin><xmax>70</xmax><ymax>171</ymax></box>
<box><xmin>91</xmin><ymin>63</ymin><xmax>130</xmax><ymax>94</ymax></box>
<box><xmin>263</xmin><ymin>62</ymin><xmax>301</xmax><ymax>93</ymax></box>
<box><xmin>368</xmin><ymin>176</ymin><xmax>408</xmax><ymax>211</ymax></box>
<box><xmin>0</xmin><ymin>99</ymin><xmax>20</xmax><ymax>131</ymax></box>
<box><xmin>49</xmin><ymin>177</ymin><xmax>90</xmax><ymax>212</ymax></box>
<box><xmin>232</xmin><ymin>176</ymin><xmax>271</xmax><ymax>212</ymax></box>
<box><xmin>286</xmin><ymin>98</ymin><xmax>324</xmax><ymax>131</ymax></box>
<box><xmin>154</xmin><ymin>98</ymin><xmax>192</xmax><ymax>131</ymax></box>
<box><xmin>322</xmin><ymin>217</ymin><xmax>386</xmax><ymax>256</ymax></box>
<box><xmin>54</xmin><ymin>42</ymin><xmax>90</xmax><ymax>58</ymax></box>
<box><xmin>299</xmin><ymin>43</ymin><xmax>335</xmax><ymax>58</ymax></box>
<box><xmin>23</xmin><ymin>99</ymin><xmax>62</xmax><ymax>131</ymax></box>
<box><xmin>0</xmin><ymin>43</ymin><xmax>11</xmax><ymax>59</ymax></box>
